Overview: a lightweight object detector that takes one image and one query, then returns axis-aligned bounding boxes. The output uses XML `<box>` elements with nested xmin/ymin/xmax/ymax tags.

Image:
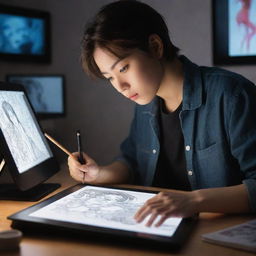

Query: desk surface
<box><xmin>0</xmin><ymin>165</ymin><xmax>255</xmax><ymax>256</ymax></box>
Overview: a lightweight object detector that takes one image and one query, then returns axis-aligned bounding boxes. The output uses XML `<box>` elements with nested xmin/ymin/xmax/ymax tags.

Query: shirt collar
<box><xmin>179</xmin><ymin>55</ymin><xmax>203</xmax><ymax>111</ymax></box>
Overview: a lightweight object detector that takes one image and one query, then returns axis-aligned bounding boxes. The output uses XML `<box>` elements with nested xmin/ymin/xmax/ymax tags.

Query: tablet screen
<box><xmin>29</xmin><ymin>186</ymin><xmax>182</xmax><ymax>237</ymax></box>
<box><xmin>0</xmin><ymin>90</ymin><xmax>52</xmax><ymax>173</ymax></box>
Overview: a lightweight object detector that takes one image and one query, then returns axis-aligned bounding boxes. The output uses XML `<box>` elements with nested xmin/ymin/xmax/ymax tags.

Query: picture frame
<box><xmin>0</xmin><ymin>4</ymin><xmax>51</xmax><ymax>63</ymax></box>
<box><xmin>212</xmin><ymin>0</ymin><xmax>256</xmax><ymax>65</ymax></box>
<box><xmin>6</xmin><ymin>75</ymin><xmax>65</xmax><ymax>118</ymax></box>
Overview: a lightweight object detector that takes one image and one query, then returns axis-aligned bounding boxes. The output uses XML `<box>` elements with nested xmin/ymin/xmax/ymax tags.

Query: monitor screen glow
<box><xmin>7</xmin><ymin>75</ymin><xmax>65</xmax><ymax>117</ymax></box>
<box><xmin>0</xmin><ymin>14</ymin><xmax>45</xmax><ymax>55</ymax></box>
<box><xmin>0</xmin><ymin>4</ymin><xmax>50</xmax><ymax>62</ymax></box>
<box><xmin>0</xmin><ymin>90</ymin><xmax>52</xmax><ymax>173</ymax></box>
<box><xmin>30</xmin><ymin>186</ymin><xmax>183</xmax><ymax>237</ymax></box>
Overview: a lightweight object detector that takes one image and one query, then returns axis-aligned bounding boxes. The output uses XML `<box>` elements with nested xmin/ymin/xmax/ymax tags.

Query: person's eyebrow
<box><xmin>101</xmin><ymin>58</ymin><xmax>124</xmax><ymax>75</ymax></box>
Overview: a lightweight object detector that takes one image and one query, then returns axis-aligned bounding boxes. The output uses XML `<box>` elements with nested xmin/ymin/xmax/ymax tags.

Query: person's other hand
<box><xmin>68</xmin><ymin>152</ymin><xmax>100</xmax><ymax>183</ymax></box>
<box><xmin>134</xmin><ymin>190</ymin><xmax>198</xmax><ymax>227</ymax></box>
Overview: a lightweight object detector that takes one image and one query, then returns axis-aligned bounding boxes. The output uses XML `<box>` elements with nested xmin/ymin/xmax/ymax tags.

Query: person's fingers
<box><xmin>145</xmin><ymin>212</ymin><xmax>158</xmax><ymax>227</ymax></box>
<box><xmin>141</xmin><ymin>204</ymin><xmax>173</xmax><ymax>225</ymax></box>
<box><xmin>134</xmin><ymin>202</ymin><xmax>151</xmax><ymax>220</ymax></box>
<box><xmin>68</xmin><ymin>153</ymin><xmax>80</xmax><ymax>165</ymax></box>
<box><xmin>82</xmin><ymin>152</ymin><xmax>95</xmax><ymax>164</ymax></box>
<box><xmin>69</xmin><ymin>168</ymin><xmax>84</xmax><ymax>182</ymax></box>
<box><xmin>68</xmin><ymin>154</ymin><xmax>87</xmax><ymax>182</ymax></box>
<box><xmin>68</xmin><ymin>152</ymin><xmax>100</xmax><ymax>183</ymax></box>
<box><xmin>134</xmin><ymin>201</ymin><xmax>163</xmax><ymax>222</ymax></box>
<box><xmin>135</xmin><ymin>193</ymin><xmax>164</xmax><ymax>214</ymax></box>
<box><xmin>154</xmin><ymin>214</ymin><xmax>169</xmax><ymax>227</ymax></box>
<box><xmin>154</xmin><ymin>209</ymin><xmax>177</xmax><ymax>227</ymax></box>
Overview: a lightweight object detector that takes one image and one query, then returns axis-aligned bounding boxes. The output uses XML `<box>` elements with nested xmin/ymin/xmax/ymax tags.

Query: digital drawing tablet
<box><xmin>0</xmin><ymin>82</ymin><xmax>60</xmax><ymax>200</ymax></box>
<box><xmin>8</xmin><ymin>184</ymin><xmax>196</xmax><ymax>249</ymax></box>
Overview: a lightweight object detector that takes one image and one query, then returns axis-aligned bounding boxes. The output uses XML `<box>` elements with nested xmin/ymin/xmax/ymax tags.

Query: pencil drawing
<box><xmin>52</xmin><ymin>188</ymin><xmax>141</xmax><ymax>225</ymax></box>
<box><xmin>0</xmin><ymin>91</ymin><xmax>51</xmax><ymax>173</ymax></box>
<box><xmin>30</xmin><ymin>186</ymin><xmax>182</xmax><ymax>237</ymax></box>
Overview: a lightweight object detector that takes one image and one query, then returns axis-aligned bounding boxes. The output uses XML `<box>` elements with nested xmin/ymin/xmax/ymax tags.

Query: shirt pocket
<box><xmin>194</xmin><ymin>141</ymin><xmax>232</xmax><ymax>187</ymax></box>
<box><xmin>196</xmin><ymin>142</ymin><xmax>219</xmax><ymax>159</ymax></box>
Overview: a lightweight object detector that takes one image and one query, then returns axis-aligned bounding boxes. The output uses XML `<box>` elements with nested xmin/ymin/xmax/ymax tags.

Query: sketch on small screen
<box><xmin>8</xmin><ymin>76</ymin><xmax>63</xmax><ymax>114</ymax></box>
<box><xmin>30</xmin><ymin>186</ymin><xmax>182</xmax><ymax>237</ymax></box>
<box><xmin>0</xmin><ymin>91</ymin><xmax>52</xmax><ymax>173</ymax></box>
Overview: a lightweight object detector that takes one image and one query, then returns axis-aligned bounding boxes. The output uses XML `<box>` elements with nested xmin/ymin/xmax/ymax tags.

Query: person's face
<box><xmin>93</xmin><ymin>47</ymin><xmax>164</xmax><ymax>105</ymax></box>
<box><xmin>2</xmin><ymin>17</ymin><xmax>30</xmax><ymax>49</ymax></box>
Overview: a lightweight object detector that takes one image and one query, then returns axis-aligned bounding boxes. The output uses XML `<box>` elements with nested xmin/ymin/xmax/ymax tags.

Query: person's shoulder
<box><xmin>201</xmin><ymin>65</ymin><xmax>252</xmax><ymax>84</ymax></box>
<box><xmin>200</xmin><ymin>65</ymin><xmax>255</xmax><ymax>94</ymax></box>
<box><xmin>181</xmin><ymin>55</ymin><xmax>254</xmax><ymax>90</ymax></box>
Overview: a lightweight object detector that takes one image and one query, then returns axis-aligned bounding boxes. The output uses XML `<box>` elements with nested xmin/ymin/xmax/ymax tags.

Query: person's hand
<box><xmin>134</xmin><ymin>190</ymin><xmax>198</xmax><ymax>227</ymax></box>
<box><xmin>68</xmin><ymin>152</ymin><xmax>100</xmax><ymax>184</ymax></box>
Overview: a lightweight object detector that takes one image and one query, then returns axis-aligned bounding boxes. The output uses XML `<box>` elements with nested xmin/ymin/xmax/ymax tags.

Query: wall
<box><xmin>0</xmin><ymin>0</ymin><xmax>255</xmax><ymax>166</ymax></box>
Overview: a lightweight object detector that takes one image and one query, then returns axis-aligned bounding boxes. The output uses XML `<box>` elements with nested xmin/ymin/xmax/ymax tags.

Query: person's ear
<box><xmin>148</xmin><ymin>34</ymin><xmax>164</xmax><ymax>59</ymax></box>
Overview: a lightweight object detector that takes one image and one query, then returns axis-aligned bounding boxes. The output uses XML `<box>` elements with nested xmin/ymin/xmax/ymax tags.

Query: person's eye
<box><xmin>119</xmin><ymin>65</ymin><xmax>129</xmax><ymax>73</ymax></box>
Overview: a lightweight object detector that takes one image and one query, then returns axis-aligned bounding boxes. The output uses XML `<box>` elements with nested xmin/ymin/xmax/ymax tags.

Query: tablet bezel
<box><xmin>8</xmin><ymin>184</ymin><xmax>196</xmax><ymax>248</ymax></box>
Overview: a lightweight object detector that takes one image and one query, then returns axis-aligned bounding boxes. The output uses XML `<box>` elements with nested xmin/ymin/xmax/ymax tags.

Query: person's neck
<box><xmin>156</xmin><ymin>57</ymin><xmax>184</xmax><ymax>113</ymax></box>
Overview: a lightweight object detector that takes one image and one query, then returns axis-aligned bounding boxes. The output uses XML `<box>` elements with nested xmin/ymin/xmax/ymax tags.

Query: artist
<box><xmin>68</xmin><ymin>0</ymin><xmax>256</xmax><ymax>227</ymax></box>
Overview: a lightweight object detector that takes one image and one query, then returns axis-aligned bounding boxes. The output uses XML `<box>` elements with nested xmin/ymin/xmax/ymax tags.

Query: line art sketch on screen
<box><xmin>30</xmin><ymin>186</ymin><xmax>182</xmax><ymax>237</ymax></box>
<box><xmin>0</xmin><ymin>91</ymin><xmax>52</xmax><ymax>173</ymax></box>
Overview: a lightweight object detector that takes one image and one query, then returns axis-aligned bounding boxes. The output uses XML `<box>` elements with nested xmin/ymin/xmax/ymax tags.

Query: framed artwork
<box><xmin>212</xmin><ymin>0</ymin><xmax>256</xmax><ymax>65</ymax></box>
<box><xmin>0</xmin><ymin>4</ymin><xmax>51</xmax><ymax>63</ymax></box>
<box><xmin>6</xmin><ymin>75</ymin><xmax>65</xmax><ymax>118</ymax></box>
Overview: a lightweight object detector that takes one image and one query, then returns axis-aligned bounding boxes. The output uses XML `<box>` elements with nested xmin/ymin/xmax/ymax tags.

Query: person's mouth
<box><xmin>129</xmin><ymin>93</ymin><xmax>139</xmax><ymax>101</ymax></box>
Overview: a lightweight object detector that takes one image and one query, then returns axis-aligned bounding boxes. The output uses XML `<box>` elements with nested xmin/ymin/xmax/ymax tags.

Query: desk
<box><xmin>0</xmin><ymin>165</ymin><xmax>255</xmax><ymax>256</ymax></box>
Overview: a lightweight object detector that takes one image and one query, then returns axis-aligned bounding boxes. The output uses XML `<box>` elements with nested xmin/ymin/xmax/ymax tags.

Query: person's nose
<box><xmin>114</xmin><ymin>78</ymin><xmax>130</xmax><ymax>94</ymax></box>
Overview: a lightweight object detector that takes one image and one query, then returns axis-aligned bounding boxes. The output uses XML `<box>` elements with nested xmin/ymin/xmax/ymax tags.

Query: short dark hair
<box><xmin>81</xmin><ymin>0</ymin><xmax>179</xmax><ymax>79</ymax></box>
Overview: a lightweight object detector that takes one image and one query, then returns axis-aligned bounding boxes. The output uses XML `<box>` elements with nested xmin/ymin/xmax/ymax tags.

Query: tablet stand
<box><xmin>0</xmin><ymin>183</ymin><xmax>61</xmax><ymax>201</ymax></box>
<box><xmin>0</xmin><ymin>157</ymin><xmax>60</xmax><ymax>201</ymax></box>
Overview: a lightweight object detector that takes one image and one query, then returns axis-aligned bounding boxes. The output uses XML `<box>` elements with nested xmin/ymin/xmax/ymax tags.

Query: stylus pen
<box><xmin>76</xmin><ymin>130</ymin><xmax>85</xmax><ymax>165</ymax></box>
<box><xmin>76</xmin><ymin>130</ymin><xmax>86</xmax><ymax>184</ymax></box>
<box><xmin>44</xmin><ymin>133</ymin><xmax>76</xmax><ymax>160</ymax></box>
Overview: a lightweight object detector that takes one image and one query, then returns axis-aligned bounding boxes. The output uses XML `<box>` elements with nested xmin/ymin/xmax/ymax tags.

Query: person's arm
<box><xmin>134</xmin><ymin>183</ymin><xmax>250</xmax><ymax>227</ymax></box>
<box><xmin>195</xmin><ymin>183</ymin><xmax>250</xmax><ymax>213</ymax></box>
<box><xmin>68</xmin><ymin>107</ymin><xmax>140</xmax><ymax>185</ymax></box>
<box><xmin>95</xmin><ymin>161</ymin><xmax>132</xmax><ymax>185</ymax></box>
<box><xmin>68</xmin><ymin>152</ymin><xmax>131</xmax><ymax>185</ymax></box>
<box><xmin>135</xmin><ymin>77</ymin><xmax>256</xmax><ymax>227</ymax></box>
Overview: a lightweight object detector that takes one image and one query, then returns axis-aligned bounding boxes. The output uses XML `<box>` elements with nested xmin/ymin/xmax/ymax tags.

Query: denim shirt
<box><xmin>117</xmin><ymin>56</ymin><xmax>256</xmax><ymax>212</ymax></box>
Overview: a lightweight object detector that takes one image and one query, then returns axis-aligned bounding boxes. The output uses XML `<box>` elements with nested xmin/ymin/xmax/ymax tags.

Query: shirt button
<box><xmin>152</xmin><ymin>149</ymin><xmax>157</xmax><ymax>154</ymax></box>
<box><xmin>188</xmin><ymin>170</ymin><xmax>193</xmax><ymax>176</ymax></box>
<box><xmin>185</xmin><ymin>145</ymin><xmax>191</xmax><ymax>151</ymax></box>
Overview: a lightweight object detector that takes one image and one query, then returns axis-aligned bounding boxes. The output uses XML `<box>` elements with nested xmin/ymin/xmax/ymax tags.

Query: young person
<box><xmin>68</xmin><ymin>0</ymin><xmax>256</xmax><ymax>227</ymax></box>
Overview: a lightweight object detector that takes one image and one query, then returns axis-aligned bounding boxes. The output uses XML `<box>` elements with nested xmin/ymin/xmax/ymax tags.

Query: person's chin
<box><xmin>135</xmin><ymin>97</ymin><xmax>155</xmax><ymax>105</ymax></box>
